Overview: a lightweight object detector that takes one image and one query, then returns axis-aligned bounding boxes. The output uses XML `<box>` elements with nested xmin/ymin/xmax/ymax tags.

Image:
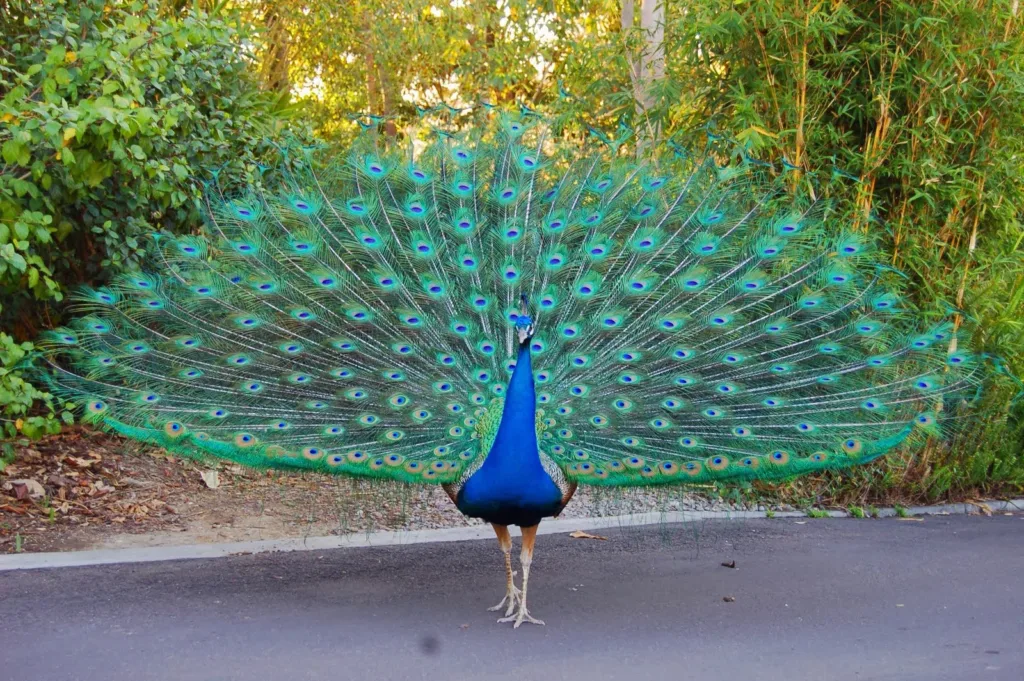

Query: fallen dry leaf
<box><xmin>569</xmin><ymin>530</ymin><xmax>607</xmax><ymax>540</ymax></box>
<box><xmin>723</xmin><ymin>596</ymin><xmax>736</xmax><ymax>603</ymax></box>
<box><xmin>721</xmin><ymin>560</ymin><xmax>737</xmax><ymax>569</ymax></box>
<box><xmin>47</xmin><ymin>474</ymin><xmax>72</xmax><ymax>488</ymax></box>
<box><xmin>200</xmin><ymin>470</ymin><xmax>221</xmax><ymax>489</ymax></box>
<box><xmin>9</xmin><ymin>479</ymin><xmax>45</xmax><ymax>499</ymax></box>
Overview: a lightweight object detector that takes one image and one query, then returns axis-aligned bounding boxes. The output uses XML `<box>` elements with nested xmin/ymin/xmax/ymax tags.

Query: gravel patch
<box><xmin>312</xmin><ymin>480</ymin><xmax>747</xmax><ymax>534</ymax></box>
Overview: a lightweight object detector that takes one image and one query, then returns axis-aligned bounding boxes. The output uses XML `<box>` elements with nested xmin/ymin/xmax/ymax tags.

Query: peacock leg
<box><xmin>497</xmin><ymin>523</ymin><xmax>545</xmax><ymax>627</ymax></box>
<box><xmin>488</xmin><ymin>523</ymin><xmax>521</xmax><ymax>615</ymax></box>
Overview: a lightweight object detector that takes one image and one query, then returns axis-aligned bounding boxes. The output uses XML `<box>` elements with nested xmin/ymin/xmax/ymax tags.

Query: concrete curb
<box><xmin>2</xmin><ymin>498</ymin><xmax>1021</xmax><ymax>571</ymax></box>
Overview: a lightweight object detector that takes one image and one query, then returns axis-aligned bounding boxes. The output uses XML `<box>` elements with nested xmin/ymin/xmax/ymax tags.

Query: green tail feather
<box><xmin>36</xmin><ymin>109</ymin><xmax>987</xmax><ymax>489</ymax></box>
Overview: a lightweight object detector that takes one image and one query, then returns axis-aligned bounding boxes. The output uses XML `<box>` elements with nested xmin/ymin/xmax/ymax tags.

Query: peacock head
<box><xmin>515</xmin><ymin>314</ymin><xmax>535</xmax><ymax>346</ymax></box>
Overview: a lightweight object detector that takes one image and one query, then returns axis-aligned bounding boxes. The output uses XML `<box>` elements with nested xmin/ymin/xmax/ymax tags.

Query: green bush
<box><xmin>0</xmin><ymin>332</ymin><xmax>69</xmax><ymax>455</ymax></box>
<box><xmin>0</xmin><ymin>0</ymin><xmax>310</xmax><ymax>331</ymax></box>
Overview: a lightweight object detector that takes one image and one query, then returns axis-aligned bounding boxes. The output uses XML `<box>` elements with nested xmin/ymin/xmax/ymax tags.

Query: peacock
<box><xmin>36</xmin><ymin>107</ymin><xmax>987</xmax><ymax>628</ymax></box>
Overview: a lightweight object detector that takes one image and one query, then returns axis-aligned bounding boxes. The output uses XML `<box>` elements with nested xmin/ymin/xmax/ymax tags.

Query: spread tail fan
<box><xmin>37</xmin><ymin>110</ymin><xmax>988</xmax><ymax>488</ymax></box>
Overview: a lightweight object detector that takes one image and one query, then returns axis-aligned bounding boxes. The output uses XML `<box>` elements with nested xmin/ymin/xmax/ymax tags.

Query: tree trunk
<box><xmin>636</xmin><ymin>0</ymin><xmax>665</xmax><ymax>152</ymax></box>
<box><xmin>378</xmin><ymin>68</ymin><xmax>399</xmax><ymax>137</ymax></box>
<box><xmin>261</xmin><ymin>3</ymin><xmax>291</xmax><ymax>95</ymax></box>
<box><xmin>622</xmin><ymin>0</ymin><xmax>642</xmax><ymax>106</ymax></box>
<box><xmin>638</xmin><ymin>0</ymin><xmax>665</xmax><ymax>108</ymax></box>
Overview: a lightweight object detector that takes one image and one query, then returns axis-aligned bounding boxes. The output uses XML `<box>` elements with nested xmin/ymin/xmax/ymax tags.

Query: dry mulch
<box><xmin>1</xmin><ymin>427</ymin><xmax>192</xmax><ymax>552</ymax></box>
<box><xmin>1</xmin><ymin>428</ymin><xmax>465</xmax><ymax>554</ymax></box>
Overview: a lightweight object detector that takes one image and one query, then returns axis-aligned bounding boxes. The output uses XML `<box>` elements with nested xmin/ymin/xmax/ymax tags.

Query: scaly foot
<box><xmin>487</xmin><ymin>580</ymin><xmax>521</xmax><ymax>616</ymax></box>
<box><xmin>497</xmin><ymin>602</ymin><xmax>545</xmax><ymax>628</ymax></box>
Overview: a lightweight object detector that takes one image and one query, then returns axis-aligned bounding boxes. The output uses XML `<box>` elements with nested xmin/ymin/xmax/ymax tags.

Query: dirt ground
<box><xmin>1</xmin><ymin>428</ymin><xmax>475</xmax><ymax>554</ymax></box>
<box><xmin>2</xmin><ymin>429</ymin><xmax>750</xmax><ymax>555</ymax></box>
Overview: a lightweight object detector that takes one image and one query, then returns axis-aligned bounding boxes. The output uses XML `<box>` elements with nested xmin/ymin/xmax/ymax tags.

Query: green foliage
<box><xmin>0</xmin><ymin>0</ymin><xmax>310</xmax><ymax>330</ymax></box>
<box><xmin>0</xmin><ymin>333</ymin><xmax>69</xmax><ymax>447</ymax></box>
<box><xmin>661</xmin><ymin>1</ymin><xmax>1023</xmax><ymax>355</ymax></box>
<box><xmin>244</xmin><ymin>0</ymin><xmax>624</xmax><ymax>138</ymax></box>
<box><xmin>848</xmin><ymin>506</ymin><xmax>865</xmax><ymax>519</ymax></box>
<box><xmin>806</xmin><ymin>508</ymin><xmax>830</xmax><ymax>519</ymax></box>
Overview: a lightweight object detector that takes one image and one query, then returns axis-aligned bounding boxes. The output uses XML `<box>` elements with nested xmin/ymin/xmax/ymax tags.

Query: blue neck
<box><xmin>482</xmin><ymin>341</ymin><xmax>541</xmax><ymax>472</ymax></box>
<box><xmin>455</xmin><ymin>339</ymin><xmax>563</xmax><ymax>526</ymax></box>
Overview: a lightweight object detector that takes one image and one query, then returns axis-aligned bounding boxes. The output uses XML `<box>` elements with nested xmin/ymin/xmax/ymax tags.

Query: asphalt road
<box><xmin>1</xmin><ymin>515</ymin><xmax>1021</xmax><ymax>681</ymax></box>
